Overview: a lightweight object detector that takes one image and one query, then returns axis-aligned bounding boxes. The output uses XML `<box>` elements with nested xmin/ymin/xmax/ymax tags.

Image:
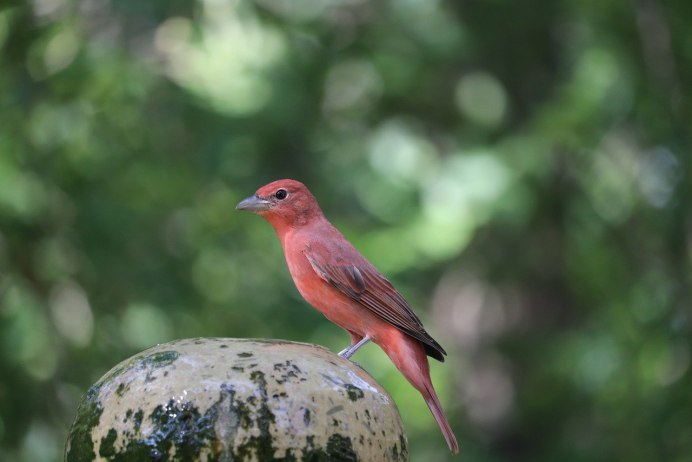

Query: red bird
<box><xmin>236</xmin><ymin>179</ymin><xmax>459</xmax><ymax>454</ymax></box>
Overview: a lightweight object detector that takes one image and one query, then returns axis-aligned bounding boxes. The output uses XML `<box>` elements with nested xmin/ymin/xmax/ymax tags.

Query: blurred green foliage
<box><xmin>0</xmin><ymin>0</ymin><xmax>690</xmax><ymax>460</ymax></box>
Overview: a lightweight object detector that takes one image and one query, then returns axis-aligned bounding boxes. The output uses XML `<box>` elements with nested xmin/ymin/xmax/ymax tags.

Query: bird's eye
<box><xmin>275</xmin><ymin>189</ymin><xmax>288</xmax><ymax>200</ymax></box>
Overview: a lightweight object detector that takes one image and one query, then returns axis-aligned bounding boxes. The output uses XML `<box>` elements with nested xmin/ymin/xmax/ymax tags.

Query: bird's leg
<box><xmin>338</xmin><ymin>336</ymin><xmax>371</xmax><ymax>359</ymax></box>
<box><xmin>338</xmin><ymin>331</ymin><xmax>363</xmax><ymax>357</ymax></box>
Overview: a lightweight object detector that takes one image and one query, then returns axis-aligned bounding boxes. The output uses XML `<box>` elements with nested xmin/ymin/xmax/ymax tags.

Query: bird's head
<box><xmin>236</xmin><ymin>179</ymin><xmax>323</xmax><ymax>229</ymax></box>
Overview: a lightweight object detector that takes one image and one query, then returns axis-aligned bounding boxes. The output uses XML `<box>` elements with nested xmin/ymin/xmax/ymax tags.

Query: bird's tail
<box><xmin>422</xmin><ymin>378</ymin><xmax>459</xmax><ymax>454</ymax></box>
<box><xmin>381</xmin><ymin>331</ymin><xmax>459</xmax><ymax>454</ymax></box>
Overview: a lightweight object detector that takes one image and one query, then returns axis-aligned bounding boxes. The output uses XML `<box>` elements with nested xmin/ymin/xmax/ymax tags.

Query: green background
<box><xmin>1</xmin><ymin>0</ymin><xmax>690</xmax><ymax>460</ymax></box>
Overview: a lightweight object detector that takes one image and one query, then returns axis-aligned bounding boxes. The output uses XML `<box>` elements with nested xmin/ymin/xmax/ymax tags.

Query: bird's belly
<box><xmin>285</xmin><ymin>254</ymin><xmax>380</xmax><ymax>336</ymax></box>
<box><xmin>295</xmin><ymin>271</ymin><xmax>363</xmax><ymax>326</ymax></box>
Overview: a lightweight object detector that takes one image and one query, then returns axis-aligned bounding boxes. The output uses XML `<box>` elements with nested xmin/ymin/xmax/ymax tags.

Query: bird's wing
<box><xmin>304</xmin><ymin>246</ymin><xmax>446</xmax><ymax>361</ymax></box>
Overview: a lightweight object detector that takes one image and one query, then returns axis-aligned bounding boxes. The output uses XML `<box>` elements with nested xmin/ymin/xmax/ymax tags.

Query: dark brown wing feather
<box><xmin>305</xmin><ymin>250</ymin><xmax>446</xmax><ymax>362</ymax></box>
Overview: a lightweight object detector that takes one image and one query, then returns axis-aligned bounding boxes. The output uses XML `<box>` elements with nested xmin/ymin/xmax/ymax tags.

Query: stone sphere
<box><xmin>65</xmin><ymin>338</ymin><xmax>408</xmax><ymax>461</ymax></box>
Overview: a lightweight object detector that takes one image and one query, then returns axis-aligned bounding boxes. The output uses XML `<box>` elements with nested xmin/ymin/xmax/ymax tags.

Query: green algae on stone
<box><xmin>141</xmin><ymin>350</ymin><xmax>179</xmax><ymax>368</ymax></box>
<box><xmin>98</xmin><ymin>428</ymin><xmax>117</xmax><ymax>458</ymax></box>
<box><xmin>326</xmin><ymin>434</ymin><xmax>358</xmax><ymax>462</ymax></box>
<box><xmin>142</xmin><ymin>399</ymin><xmax>217</xmax><ymax>459</ymax></box>
<box><xmin>65</xmin><ymin>386</ymin><xmax>104</xmax><ymax>461</ymax></box>
<box><xmin>235</xmin><ymin>370</ymin><xmax>278</xmax><ymax>460</ymax></box>
<box><xmin>96</xmin><ymin>350</ymin><xmax>180</xmax><ymax>391</ymax></box>
<box><xmin>344</xmin><ymin>384</ymin><xmax>364</xmax><ymax>402</ymax></box>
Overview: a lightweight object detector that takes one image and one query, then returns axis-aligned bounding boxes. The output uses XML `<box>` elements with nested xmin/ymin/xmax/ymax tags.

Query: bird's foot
<box><xmin>338</xmin><ymin>336</ymin><xmax>370</xmax><ymax>359</ymax></box>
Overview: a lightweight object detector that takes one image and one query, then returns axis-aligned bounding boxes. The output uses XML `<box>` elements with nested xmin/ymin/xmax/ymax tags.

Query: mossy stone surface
<box><xmin>65</xmin><ymin>338</ymin><xmax>408</xmax><ymax>461</ymax></box>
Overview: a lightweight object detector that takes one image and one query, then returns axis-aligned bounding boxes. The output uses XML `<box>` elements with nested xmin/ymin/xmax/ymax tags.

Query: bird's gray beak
<box><xmin>236</xmin><ymin>195</ymin><xmax>272</xmax><ymax>213</ymax></box>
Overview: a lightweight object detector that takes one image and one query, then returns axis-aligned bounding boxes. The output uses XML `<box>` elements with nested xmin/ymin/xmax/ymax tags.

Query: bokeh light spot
<box><xmin>1</xmin><ymin>281</ymin><xmax>57</xmax><ymax>380</ymax></box>
<box><xmin>422</xmin><ymin>151</ymin><xmax>509</xmax><ymax>223</ymax></box>
<box><xmin>574</xmin><ymin>335</ymin><xmax>621</xmax><ymax>392</ymax></box>
<box><xmin>638</xmin><ymin>146</ymin><xmax>680</xmax><ymax>208</ymax></box>
<box><xmin>121</xmin><ymin>302</ymin><xmax>172</xmax><ymax>349</ymax></box>
<box><xmin>455</xmin><ymin>72</ymin><xmax>508</xmax><ymax>128</ymax></box>
<box><xmin>586</xmin><ymin>130</ymin><xmax>640</xmax><ymax>224</ymax></box>
<box><xmin>49</xmin><ymin>282</ymin><xmax>94</xmax><ymax>347</ymax></box>
<box><xmin>155</xmin><ymin>6</ymin><xmax>286</xmax><ymax>116</ymax></box>
<box><xmin>323</xmin><ymin>59</ymin><xmax>382</xmax><ymax>116</ymax></box>
<box><xmin>368</xmin><ymin>120</ymin><xmax>438</xmax><ymax>183</ymax></box>
<box><xmin>43</xmin><ymin>28</ymin><xmax>79</xmax><ymax>75</ymax></box>
<box><xmin>0</xmin><ymin>157</ymin><xmax>48</xmax><ymax>221</ymax></box>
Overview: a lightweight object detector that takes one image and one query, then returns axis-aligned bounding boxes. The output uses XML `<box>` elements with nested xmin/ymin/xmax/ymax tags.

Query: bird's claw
<box><xmin>338</xmin><ymin>336</ymin><xmax>370</xmax><ymax>359</ymax></box>
<box><xmin>338</xmin><ymin>348</ymin><xmax>355</xmax><ymax>359</ymax></box>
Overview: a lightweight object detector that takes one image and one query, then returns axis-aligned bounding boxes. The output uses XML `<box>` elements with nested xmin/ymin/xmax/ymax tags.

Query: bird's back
<box><xmin>285</xmin><ymin>219</ymin><xmax>447</xmax><ymax>361</ymax></box>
